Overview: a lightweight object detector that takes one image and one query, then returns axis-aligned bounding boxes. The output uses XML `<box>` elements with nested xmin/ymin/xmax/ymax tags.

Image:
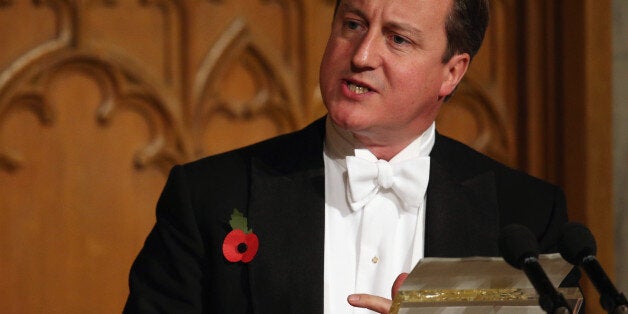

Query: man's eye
<box><xmin>392</xmin><ymin>35</ymin><xmax>407</xmax><ymax>45</ymax></box>
<box><xmin>345</xmin><ymin>20</ymin><xmax>360</xmax><ymax>30</ymax></box>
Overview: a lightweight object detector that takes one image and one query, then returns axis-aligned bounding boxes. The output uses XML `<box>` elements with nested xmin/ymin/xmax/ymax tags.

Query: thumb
<box><xmin>391</xmin><ymin>272</ymin><xmax>409</xmax><ymax>298</ymax></box>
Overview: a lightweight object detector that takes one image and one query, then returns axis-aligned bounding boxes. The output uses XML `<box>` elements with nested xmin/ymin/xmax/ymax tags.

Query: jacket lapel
<box><xmin>242</xmin><ymin>125</ymin><xmax>502</xmax><ymax>312</ymax></box>
<box><xmin>425</xmin><ymin>134</ymin><xmax>500</xmax><ymax>257</ymax></box>
<box><xmin>247</xmin><ymin>119</ymin><xmax>326</xmax><ymax>313</ymax></box>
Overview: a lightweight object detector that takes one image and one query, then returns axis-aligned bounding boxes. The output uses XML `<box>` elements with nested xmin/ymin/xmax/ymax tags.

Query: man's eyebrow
<box><xmin>339</xmin><ymin>2</ymin><xmax>424</xmax><ymax>40</ymax></box>
<box><xmin>386</xmin><ymin>21</ymin><xmax>424</xmax><ymax>39</ymax></box>
<box><xmin>339</xmin><ymin>1</ymin><xmax>368</xmax><ymax>21</ymax></box>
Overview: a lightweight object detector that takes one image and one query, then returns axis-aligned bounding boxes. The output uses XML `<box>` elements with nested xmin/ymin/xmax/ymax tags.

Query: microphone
<box><xmin>559</xmin><ymin>222</ymin><xmax>628</xmax><ymax>314</ymax></box>
<box><xmin>499</xmin><ymin>224</ymin><xmax>573</xmax><ymax>313</ymax></box>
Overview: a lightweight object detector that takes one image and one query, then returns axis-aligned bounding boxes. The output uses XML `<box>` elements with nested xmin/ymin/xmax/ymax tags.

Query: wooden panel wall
<box><xmin>558</xmin><ymin>1</ymin><xmax>614</xmax><ymax>313</ymax></box>
<box><xmin>0</xmin><ymin>1</ymin><xmax>332</xmax><ymax>312</ymax></box>
<box><xmin>0</xmin><ymin>0</ymin><xmax>613</xmax><ymax>313</ymax></box>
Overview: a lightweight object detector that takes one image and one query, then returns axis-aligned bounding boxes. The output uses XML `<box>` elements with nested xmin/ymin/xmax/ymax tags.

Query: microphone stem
<box><xmin>522</xmin><ymin>257</ymin><xmax>572</xmax><ymax>313</ymax></box>
<box><xmin>581</xmin><ymin>256</ymin><xmax>628</xmax><ymax>313</ymax></box>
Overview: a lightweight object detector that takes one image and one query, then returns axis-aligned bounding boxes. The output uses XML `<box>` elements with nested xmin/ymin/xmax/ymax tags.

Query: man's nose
<box><xmin>351</xmin><ymin>31</ymin><xmax>382</xmax><ymax>70</ymax></box>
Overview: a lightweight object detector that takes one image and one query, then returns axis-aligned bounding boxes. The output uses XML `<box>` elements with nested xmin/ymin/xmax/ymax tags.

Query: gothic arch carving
<box><xmin>191</xmin><ymin>18</ymin><xmax>302</xmax><ymax>154</ymax></box>
<box><xmin>0</xmin><ymin>50</ymin><xmax>189</xmax><ymax>172</ymax></box>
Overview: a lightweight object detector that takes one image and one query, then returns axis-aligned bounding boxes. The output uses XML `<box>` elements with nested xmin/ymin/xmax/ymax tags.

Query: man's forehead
<box><xmin>336</xmin><ymin>0</ymin><xmax>452</xmax><ymax>27</ymax></box>
<box><xmin>336</xmin><ymin>0</ymin><xmax>452</xmax><ymax>17</ymax></box>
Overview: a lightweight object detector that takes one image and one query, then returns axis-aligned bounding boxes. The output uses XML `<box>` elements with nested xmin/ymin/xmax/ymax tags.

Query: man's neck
<box><xmin>325</xmin><ymin>117</ymin><xmax>435</xmax><ymax>161</ymax></box>
<box><xmin>358</xmin><ymin>144</ymin><xmax>409</xmax><ymax>162</ymax></box>
<box><xmin>351</xmin><ymin>125</ymin><xmax>434</xmax><ymax>161</ymax></box>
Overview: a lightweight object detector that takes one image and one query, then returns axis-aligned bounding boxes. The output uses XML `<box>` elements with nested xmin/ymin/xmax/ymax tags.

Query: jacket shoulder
<box><xmin>432</xmin><ymin>133</ymin><xmax>560</xmax><ymax>192</ymax></box>
<box><xmin>181</xmin><ymin>117</ymin><xmax>326</xmax><ymax>178</ymax></box>
<box><xmin>432</xmin><ymin>133</ymin><xmax>568</xmax><ymax>254</ymax></box>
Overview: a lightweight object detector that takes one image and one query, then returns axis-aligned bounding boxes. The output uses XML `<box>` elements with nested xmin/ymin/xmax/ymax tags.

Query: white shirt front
<box><xmin>323</xmin><ymin>117</ymin><xmax>435</xmax><ymax>314</ymax></box>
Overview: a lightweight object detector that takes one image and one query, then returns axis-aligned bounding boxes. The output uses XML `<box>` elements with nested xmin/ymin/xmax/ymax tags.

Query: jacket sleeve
<box><xmin>123</xmin><ymin>165</ymin><xmax>206</xmax><ymax>313</ymax></box>
<box><xmin>538</xmin><ymin>185</ymin><xmax>569</xmax><ymax>254</ymax></box>
<box><xmin>539</xmin><ymin>186</ymin><xmax>582</xmax><ymax>293</ymax></box>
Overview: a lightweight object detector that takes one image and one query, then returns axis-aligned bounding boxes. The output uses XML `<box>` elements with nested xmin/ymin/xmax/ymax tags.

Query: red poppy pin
<box><xmin>222</xmin><ymin>209</ymin><xmax>259</xmax><ymax>263</ymax></box>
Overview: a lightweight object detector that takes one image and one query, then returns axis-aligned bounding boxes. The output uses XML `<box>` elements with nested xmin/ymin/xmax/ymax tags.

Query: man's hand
<box><xmin>347</xmin><ymin>273</ymin><xmax>409</xmax><ymax>313</ymax></box>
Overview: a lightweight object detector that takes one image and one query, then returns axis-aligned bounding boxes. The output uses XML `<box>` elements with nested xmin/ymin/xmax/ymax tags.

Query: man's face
<box><xmin>320</xmin><ymin>0</ymin><xmax>468</xmax><ymax>146</ymax></box>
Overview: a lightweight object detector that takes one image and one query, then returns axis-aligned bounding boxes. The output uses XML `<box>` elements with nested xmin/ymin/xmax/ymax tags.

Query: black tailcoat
<box><xmin>124</xmin><ymin>117</ymin><xmax>571</xmax><ymax>313</ymax></box>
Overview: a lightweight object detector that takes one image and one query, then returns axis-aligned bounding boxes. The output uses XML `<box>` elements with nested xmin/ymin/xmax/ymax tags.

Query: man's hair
<box><xmin>332</xmin><ymin>0</ymin><xmax>490</xmax><ymax>63</ymax></box>
<box><xmin>442</xmin><ymin>0</ymin><xmax>489</xmax><ymax>62</ymax></box>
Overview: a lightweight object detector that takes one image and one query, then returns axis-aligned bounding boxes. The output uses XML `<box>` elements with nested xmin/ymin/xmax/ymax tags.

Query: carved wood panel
<box><xmin>0</xmin><ymin>0</ymin><xmax>567</xmax><ymax>312</ymax></box>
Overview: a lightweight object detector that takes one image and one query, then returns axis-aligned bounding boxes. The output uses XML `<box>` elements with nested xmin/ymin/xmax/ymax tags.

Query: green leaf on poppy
<box><xmin>229</xmin><ymin>208</ymin><xmax>251</xmax><ymax>233</ymax></box>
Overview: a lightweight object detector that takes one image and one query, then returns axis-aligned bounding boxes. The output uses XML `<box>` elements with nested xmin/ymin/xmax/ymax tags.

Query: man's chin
<box><xmin>328</xmin><ymin>115</ymin><xmax>364</xmax><ymax>133</ymax></box>
<box><xmin>327</xmin><ymin>109</ymin><xmax>370</xmax><ymax>130</ymax></box>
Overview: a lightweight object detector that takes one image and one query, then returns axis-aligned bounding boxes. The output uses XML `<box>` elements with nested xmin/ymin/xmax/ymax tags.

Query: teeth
<box><xmin>348</xmin><ymin>82</ymin><xmax>370</xmax><ymax>94</ymax></box>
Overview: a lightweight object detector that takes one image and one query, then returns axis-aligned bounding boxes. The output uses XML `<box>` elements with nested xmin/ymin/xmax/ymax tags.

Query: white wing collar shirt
<box><xmin>323</xmin><ymin>116</ymin><xmax>435</xmax><ymax>314</ymax></box>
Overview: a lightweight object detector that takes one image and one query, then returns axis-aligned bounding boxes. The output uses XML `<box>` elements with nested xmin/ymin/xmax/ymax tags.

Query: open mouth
<box><xmin>347</xmin><ymin>81</ymin><xmax>371</xmax><ymax>94</ymax></box>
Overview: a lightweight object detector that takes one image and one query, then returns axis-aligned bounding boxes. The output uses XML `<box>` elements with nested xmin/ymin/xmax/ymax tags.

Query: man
<box><xmin>124</xmin><ymin>0</ymin><xmax>572</xmax><ymax>313</ymax></box>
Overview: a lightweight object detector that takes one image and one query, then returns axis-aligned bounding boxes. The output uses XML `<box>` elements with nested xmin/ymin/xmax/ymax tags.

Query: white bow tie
<box><xmin>345</xmin><ymin>153</ymin><xmax>430</xmax><ymax>212</ymax></box>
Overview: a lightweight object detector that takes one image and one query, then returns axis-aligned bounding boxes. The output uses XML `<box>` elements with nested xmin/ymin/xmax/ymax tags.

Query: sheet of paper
<box><xmin>391</xmin><ymin>254</ymin><xmax>582</xmax><ymax>314</ymax></box>
<box><xmin>399</xmin><ymin>253</ymin><xmax>573</xmax><ymax>291</ymax></box>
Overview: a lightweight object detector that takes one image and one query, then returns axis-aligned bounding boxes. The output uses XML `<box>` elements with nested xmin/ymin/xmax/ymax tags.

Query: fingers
<box><xmin>347</xmin><ymin>294</ymin><xmax>392</xmax><ymax>314</ymax></box>
<box><xmin>391</xmin><ymin>272</ymin><xmax>409</xmax><ymax>297</ymax></box>
<box><xmin>347</xmin><ymin>273</ymin><xmax>408</xmax><ymax>313</ymax></box>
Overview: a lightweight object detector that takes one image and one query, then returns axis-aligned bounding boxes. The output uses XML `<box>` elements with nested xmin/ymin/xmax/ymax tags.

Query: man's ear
<box><xmin>439</xmin><ymin>53</ymin><xmax>470</xmax><ymax>98</ymax></box>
